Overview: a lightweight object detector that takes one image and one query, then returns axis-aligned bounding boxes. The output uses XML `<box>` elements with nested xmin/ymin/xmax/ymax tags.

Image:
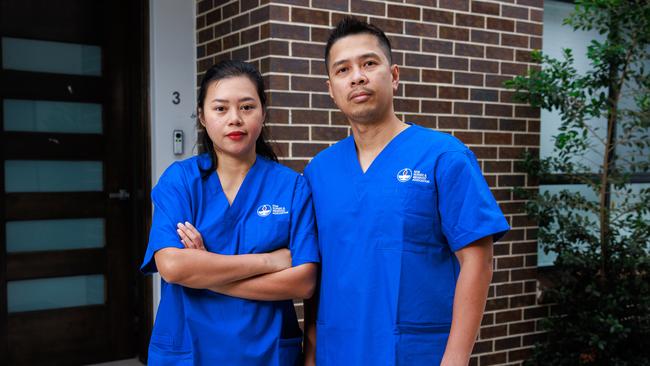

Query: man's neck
<box><xmin>350</xmin><ymin>115</ymin><xmax>408</xmax><ymax>154</ymax></box>
<box><xmin>349</xmin><ymin>114</ymin><xmax>408</xmax><ymax>172</ymax></box>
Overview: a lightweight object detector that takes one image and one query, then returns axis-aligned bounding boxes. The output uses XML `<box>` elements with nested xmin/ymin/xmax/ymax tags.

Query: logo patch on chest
<box><xmin>396</xmin><ymin>168</ymin><xmax>430</xmax><ymax>184</ymax></box>
<box><xmin>257</xmin><ymin>204</ymin><xmax>289</xmax><ymax>217</ymax></box>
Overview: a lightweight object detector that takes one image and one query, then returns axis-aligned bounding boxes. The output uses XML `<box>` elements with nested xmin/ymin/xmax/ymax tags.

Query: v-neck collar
<box><xmin>346</xmin><ymin>123</ymin><xmax>417</xmax><ymax>178</ymax></box>
<box><xmin>210</xmin><ymin>155</ymin><xmax>264</xmax><ymax>210</ymax></box>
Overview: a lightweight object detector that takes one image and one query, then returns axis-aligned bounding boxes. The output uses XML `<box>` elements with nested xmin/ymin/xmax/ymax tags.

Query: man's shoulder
<box><xmin>305</xmin><ymin>136</ymin><xmax>352</xmax><ymax>172</ymax></box>
<box><xmin>408</xmin><ymin>124</ymin><xmax>469</xmax><ymax>154</ymax></box>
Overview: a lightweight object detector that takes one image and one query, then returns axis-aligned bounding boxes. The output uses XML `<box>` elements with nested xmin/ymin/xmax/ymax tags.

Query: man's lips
<box><xmin>349</xmin><ymin>89</ymin><xmax>373</xmax><ymax>102</ymax></box>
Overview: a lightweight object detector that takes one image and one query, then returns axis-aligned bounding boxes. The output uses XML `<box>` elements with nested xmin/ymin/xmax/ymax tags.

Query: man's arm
<box><xmin>154</xmin><ymin>247</ymin><xmax>290</xmax><ymax>289</ymax></box>
<box><xmin>303</xmin><ymin>278</ymin><xmax>319</xmax><ymax>366</ymax></box>
<box><xmin>441</xmin><ymin>236</ymin><xmax>493</xmax><ymax>366</ymax></box>
<box><xmin>208</xmin><ymin>263</ymin><xmax>317</xmax><ymax>301</ymax></box>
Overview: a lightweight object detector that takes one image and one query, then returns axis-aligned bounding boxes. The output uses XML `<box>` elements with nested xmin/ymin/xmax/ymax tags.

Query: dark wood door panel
<box><xmin>5</xmin><ymin>192</ymin><xmax>105</xmax><ymax>220</ymax></box>
<box><xmin>7</xmin><ymin>248</ymin><xmax>106</xmax><ymax>280</ymax></box>
<box><xmin>8</xmin><ymin>306</ymin><xmax>109</xmax><ymax>365</ymax></box>
<box><xmin>3</xmin><ymin>132</ymin><xmax>104</xmax><ymax>160</ymax></box>
<box><xmin>0</xmin><ymin>71</ymin><xmax>103</xmax><ymax>103</ymax></box>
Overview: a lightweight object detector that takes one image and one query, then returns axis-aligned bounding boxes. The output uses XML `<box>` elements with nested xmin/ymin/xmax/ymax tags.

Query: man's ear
<box><xmin>326</xmin><ymin>79</ymin><xmax>334</xmax><ymax>99</ymax></box>
<box><xmin>391</xmin><ymin>64</ymin><xmax>400</xmax><ymax>92</ymax></box>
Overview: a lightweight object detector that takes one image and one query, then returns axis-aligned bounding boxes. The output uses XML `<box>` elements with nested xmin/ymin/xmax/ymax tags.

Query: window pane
<box><xmin>8</xmin><ymin>275</ymin><xmax>105</xmax><ymax>313</ymax></box>
<box><xmin>4</xmin><ymin>160</ymin><xmax>103</xmax><ymax>192</ymax></box>
<box><xmin>3</xmin><ymin>99</ymin><xmax>102</xmax><ymax>134</ymax></box>
<box><xmin>538</xmin><ymin>184</ymin><xmax>599</xmax><ymax>266</ymax></box>
<box><xmin>2</xmin><ymin>37</ymin><xmax>101</xmax><ymax>76</ymax></box>
<box><xmin>541</xmin><ymin>1</ymin><xmax>606</xmax><ymax>173</ymax></box>
<box><xmin>6</xmin><ymin>218</ymin><xmax>105</xmax><ymax>253</ymax></box>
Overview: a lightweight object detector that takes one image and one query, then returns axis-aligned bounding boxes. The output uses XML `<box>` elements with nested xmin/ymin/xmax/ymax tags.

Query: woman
<box><xmin>141</xmin><ymin>60</ymin><xmax>319</xmax><ymax>365</ymax></box>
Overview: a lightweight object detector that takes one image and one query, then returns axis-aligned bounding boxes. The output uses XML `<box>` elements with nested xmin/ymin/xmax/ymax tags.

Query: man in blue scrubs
<box><xmin>303</xmin><ymin>18</ymin><xmax>510</xmax><ymax>365</ymax></box>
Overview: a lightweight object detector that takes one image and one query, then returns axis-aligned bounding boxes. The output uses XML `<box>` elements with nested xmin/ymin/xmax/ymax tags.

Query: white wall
<box><xmin>149</xmin><ymin>0</ymin><xmax>197</xmax><ymax>318</ymax></box>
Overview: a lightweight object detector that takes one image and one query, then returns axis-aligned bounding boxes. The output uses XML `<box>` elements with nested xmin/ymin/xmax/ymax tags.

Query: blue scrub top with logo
<box><xmin>141</xmin><ymin>153</ymin><xmax>319</xmax><ymax>366</ymax></box>
<box><xmin>304</xmin><ymin>124</ymin><xmax>510</xmax><ymax>365</ymax></box>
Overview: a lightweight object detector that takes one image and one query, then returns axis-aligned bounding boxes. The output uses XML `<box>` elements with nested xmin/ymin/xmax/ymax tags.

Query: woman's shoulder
<box><xmin>157</xmin><ymin>154</ymin><xmax>209</xmax><ymax>188</ymax></box>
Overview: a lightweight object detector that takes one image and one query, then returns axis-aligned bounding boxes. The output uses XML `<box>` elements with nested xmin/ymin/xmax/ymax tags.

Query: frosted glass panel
<box><xmin>8</xmin><ymin>275</ymin><xmax>104</xmax><ymax>313</ymax></box>
<box><xmin>2</xmin><ymin>37</ymin><xmax>101</xmax><ymax>76</ymax></box>
<box><xmin>541</xmin><ymin>1</ymin><xmax>606</xmax><ymax>173</ymax></box>
<box><xmin>6</xmin><ymin>218</ymin><xmax>105</xmax><ymax>253</ymax></box>
<box><xmin>4</xmin><ymin>160</ymin><xmax>103</xmax><ymax>192</ymax></box>
<box><xmin>538</xmin><ymin>184</ymin><xmax>598</xmax><ymax>266</ymax></box>
<box><xmin>4</xmin><ymin>99</ymin><xmax>102</xmax><ymax>134</ymax></box>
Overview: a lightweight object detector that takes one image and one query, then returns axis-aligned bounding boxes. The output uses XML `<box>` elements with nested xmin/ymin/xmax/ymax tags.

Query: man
<box><xmin>303</xmin><ymin>18</ymin><xmax>510</xmax><ymax>365</ymax></box>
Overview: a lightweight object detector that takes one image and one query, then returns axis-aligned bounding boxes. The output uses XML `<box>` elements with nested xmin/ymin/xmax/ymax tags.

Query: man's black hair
<box><xmin>324</xmin><ymin>17</ymin><xmax>393</xmax><ymax>74</ymax></box>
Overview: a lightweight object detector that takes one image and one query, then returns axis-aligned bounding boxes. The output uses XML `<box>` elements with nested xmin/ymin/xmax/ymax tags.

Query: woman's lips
<box><xmin>226</xmin><ymin>131</ymin><xmax>245</xmax><ymax>141</ymax></box>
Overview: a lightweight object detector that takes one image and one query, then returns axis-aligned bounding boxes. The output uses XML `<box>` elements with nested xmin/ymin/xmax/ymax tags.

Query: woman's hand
<box><xmin>177</xmin><ymin>222</ymin><xmax>206</xmax><ymax>250</ymax></box>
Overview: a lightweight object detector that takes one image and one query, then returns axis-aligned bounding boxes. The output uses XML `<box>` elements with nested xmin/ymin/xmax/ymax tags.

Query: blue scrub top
<box><xmin>304</xmin><ymin>124</ymin><xmax>510</xmax><ymax>365</ymax></box>
<box><xmin>141</xmin><ymin>153</ymin><xmax>319</xmax><ymax>366</ymax></box>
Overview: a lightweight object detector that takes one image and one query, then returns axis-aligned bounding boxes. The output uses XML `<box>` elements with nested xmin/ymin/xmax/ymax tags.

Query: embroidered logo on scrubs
<box><xmin>397</xmin><ymin>168</ymin><xmax>431</xmax><ymax>183</ymax></box>
<box><xmin>257</xmin><ymin>204</ymin><xmax>289</xmax><ymax>217</ymax></box>
<box><xmin>257</xmin><ymin>204</ymin><xmax>272</xmax><ymax>217</ymax></box>
<box><xmin>396</xmin><ymin>168</ymin><xmax>413</xmax><ymax>182</ymax></box>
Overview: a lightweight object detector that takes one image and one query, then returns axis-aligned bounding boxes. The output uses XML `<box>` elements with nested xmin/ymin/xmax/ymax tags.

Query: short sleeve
<box><xmin>140</xmin><ymin>163</ymin><xmax>193</xmax><ymax>274</ymax></box>
<box><xmin>435</xmin><ymin>149</ymin><xmax>510</xmax><ymax>252</ymax></box>
<box><xmin>288</xmin><ymin>175</ymin><xmax>320</xmax><ymax>267</ymax></box>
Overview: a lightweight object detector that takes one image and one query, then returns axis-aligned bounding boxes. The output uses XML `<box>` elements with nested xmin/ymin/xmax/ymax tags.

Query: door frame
<box><xmin>0</xmin><ymin>0</ymin><xmax>152</xmax><ymax>363</ymax></box>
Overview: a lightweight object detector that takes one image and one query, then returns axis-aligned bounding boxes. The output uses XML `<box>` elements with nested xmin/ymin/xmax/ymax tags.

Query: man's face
<box><xmin>326</xmin><ymin>33</ymin><xmax>399</xmax><ymax>125</ymax></box>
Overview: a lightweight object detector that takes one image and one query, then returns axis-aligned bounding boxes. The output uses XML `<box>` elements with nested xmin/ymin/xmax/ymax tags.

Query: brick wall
<box><xmin>196</xmin><ymin>0</ymin><xmax>547</xmax><ymax>364</ymax></box>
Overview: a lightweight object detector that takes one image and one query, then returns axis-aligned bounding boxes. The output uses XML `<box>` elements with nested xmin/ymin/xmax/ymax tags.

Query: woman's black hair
<box><xmin>197</xmin><ymin>60</ymin><xmax>278</xmax><ymax>178</ymax></box>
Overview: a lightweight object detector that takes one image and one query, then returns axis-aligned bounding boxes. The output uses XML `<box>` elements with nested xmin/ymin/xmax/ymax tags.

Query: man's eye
<box><xmin>365</xmin><ymin>61</ymin><xmax>376</xmax><ymax>67</ymax></box>
<box><xmin>336</xmin><ymin>67</ymin><xmax>348</xmax><ymax>74</ymax></box>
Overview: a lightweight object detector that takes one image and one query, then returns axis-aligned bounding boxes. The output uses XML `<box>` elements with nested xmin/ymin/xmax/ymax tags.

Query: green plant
<box><xmin>504</xmin><ymin>1</ymin><xmax>650</xmax><ymax>365</ymax></box>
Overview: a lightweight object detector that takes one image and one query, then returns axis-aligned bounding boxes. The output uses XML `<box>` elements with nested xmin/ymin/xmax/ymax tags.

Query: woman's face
<box><xmin>199</xmin><ymin>76</ymin><xmax>265</xmax><ymax>161</ymax></box>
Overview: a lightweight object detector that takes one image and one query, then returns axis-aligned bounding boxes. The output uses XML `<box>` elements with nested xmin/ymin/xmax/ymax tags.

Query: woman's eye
<box><xmin>241</xmin><ymin>105</ymin><xmax>255</xmax><ymax>111</ymax></box>
<box><xmin>215</xmin><ymin>107</ymin><xmax>225</xmax><ymax>112</ymax></box>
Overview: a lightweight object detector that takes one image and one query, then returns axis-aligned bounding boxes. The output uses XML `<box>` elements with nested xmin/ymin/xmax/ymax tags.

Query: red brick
<box><xmin>486</xmin><ymin>46</ymin><xmax>514</xmax><ymax>61</ymax></box>
<box><xmin>370</xmin><ymin>17</ymin><xmax>403</xmax><ymax>33</ymax></box>
<box><xmin>471</xmin><ymin>29</ymin><xmax>499</xmax><ymax>45</ymax></box>
<box><xmin>480</xmin><ymin>324</ymin><xmax>508</xmax><ymax>339</ymax></box>
<box><xmin>497</xmin><ymin>283</ymin><xmax>523</xmax><ymax>296</ymax></box>
<box><xmin>531</xmin><ymin>9</ymin><xmax>543</xmax><ymax>22</ymax></box>
<box><xmin>405</xmin><ymin>22</ymin><xmax>437</xmax><ymax>37</ymax></box>
<box><xmin>266</xmin><ymin>108</ymin><xmax>289</xmax><ymax>124</ymax></box>
<box><xmin>439</xmin><ymin>86</ymin><xmax>469</xmax><ymax>99</ymax></box>
<box><xmin>197</xmin><ymin>0</ymin><xmax>213</xmax><ymax>14</ymax></box>
<box><xmin>394</xmin><ymin>98</ymin><xmax>419</xmax><ymax>113</ymax></box>
<box><xmin>351</xmin><ymin>0</ymin><xmax>385</xmax><ymax>16</ymax></box>
<box><xmin>456</xmin><ymin>13</ymin><xmax>485</xmax><ymax>28</ymax></box>
<box><xmin>471</xmin><ymin>88</ymin><xmax>499</xmax><ymax>102</ymax></box>
<box><xmin>405</xmin><ymin>53</ymin><xmax>436</xmax><ymax>68</ymax></box>
<box><xmin>312</xmin><ymin>126</ymin><xmax>349</xmax><ymax>140</ymax></box>
<box><xmin>388</xmin><ymin>4</ymin><xmax>420</xmax><ymax>20</ymax></box>
<box><xmin>291</xmin><ymin>42</ymin><xmax>322</xmax><ymax>59</ymax></box>
<box><xmin>269</xmin><ymin>23</ymin><xmax>309</xmax><ymax>40</ymax></box>
<box><xmin>438</xmin><ymin>116</ymin><xmax>468</xmax><ymax>129</ymax></box>
<box><xmin>312</xmin><ymin>94</ymin><xmax>336</xmax><ymax>109</ymax></box>
<box><xmin>455</xmin><ymin>43</ymin><xmax>484</xmax><ymax>57</ymax></box>
<box><xmin>291</xmin><ymin>76</ymin><xmax>327</xmax><ymax>92</ymax></box>
<box><xmin>423</xmin><ymin>9</ymin><xmax>454</xmax><ymax>24</ymax></box>
<box><xmin>454</xmin><ymin>131</ymin><xmax>483</xmax><ymax>144</ymax></box>
<box><xmin>267</xmin><ymin>125</ymin><xmax>309</xmax><ymax>140</ymax></box>
<box><xmin>405</xmin><ymin>84</ymin><xmax>436</xmax><ymax>98</ymax></box>
<box><xmin>266</xmin><ymin>57</ymin><xmax>309</xmax><ymax>73</ymax></box>
<box><xmin>502</xmin><ymin>33</ymin><xmax>529</xmax><ymax>48</ymax></box>
<box><xmin>390</xmin><ymin>35</ymin><xmax>419</xmax><ymax>51</ymax></box>
<box><xmin>291</xmin><ymin>8</ymin><xmax>328</xmax><ymax>25</ymax></box>
<box><xmin>439</xmin><ymin>26</ymin><xmax>469</xmax><ymax>41</ymax></box>
<box><xmin>422</xmin><ymin>39</ymin><xmax>453</xmax><ymax>54</ymax></box>
<box><xmin>487</xmin><ymin>17</ymin><xmax>515</xmax><ymax>32</ymax></box>
<box><xmin>423</xmin><ymin>69</ymin><xmax>452</xmax><ymax>83</ymax></box>
<box><xmin>472</xmin><ymin>1</ymin><xmax>500</xmax><ymax>15</ymax></box>
<box><xmin>455</xmin><ymin>72</ymin><xmax>483</xmax><ymax>86</ymax></box>
<box><xmin>312</xmin><ymin>0</ymin><xmax>348</xmax><ymax>11</ymax></box>
<box><xmin>439</xmin><ymin>0</ymin><xmax>469</xmax><ymax>11</ymax></box>
<box><xmin>454</xmin><ymin>101</ymin><xmax>482</xmax><ymax>115</ymax></box>
<box><xmin>503</xmin><ymin>5</ymin><xmax>529</xmax><ymax>20</ymax></box>
<box><xmin>292</xmin><ymin>143</ymin><xmax>329</xmax><ymax>157</ymax></box>
<box><xmin>495</xmin><ymin>336</ymin><xmax>521</xmax><ymax>351</ymax></box>
<box><xmin>439</xmin><ymin>56</ymin><xmax>468</xmax><ymax>71</ymax></box>
<box><xmin>485</xmin><ymin>104</ymin><xmax>513</xmax><ymax>117</ymax></box>
<box><xmin>497</xmin><ymin>256</ymin><xmax>524</xmax><ymax>269</ymax></box>
<box><xmin>422</xmin><ymin>101</ymin><xmax>452</xmax><ymax>114</ymax></box>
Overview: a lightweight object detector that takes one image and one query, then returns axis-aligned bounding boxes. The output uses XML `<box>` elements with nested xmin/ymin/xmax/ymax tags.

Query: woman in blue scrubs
<box><xmin>141</xmin><ymin>60</ymin><xmax>320</xmax><ymax>365</ymax></box>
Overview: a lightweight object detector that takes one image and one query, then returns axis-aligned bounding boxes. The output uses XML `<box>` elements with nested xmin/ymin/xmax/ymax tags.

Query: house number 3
<box><xmin>172</xmin><ymin>91</ymin><xmax>181</xmax><ymax>105</ymax></box>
